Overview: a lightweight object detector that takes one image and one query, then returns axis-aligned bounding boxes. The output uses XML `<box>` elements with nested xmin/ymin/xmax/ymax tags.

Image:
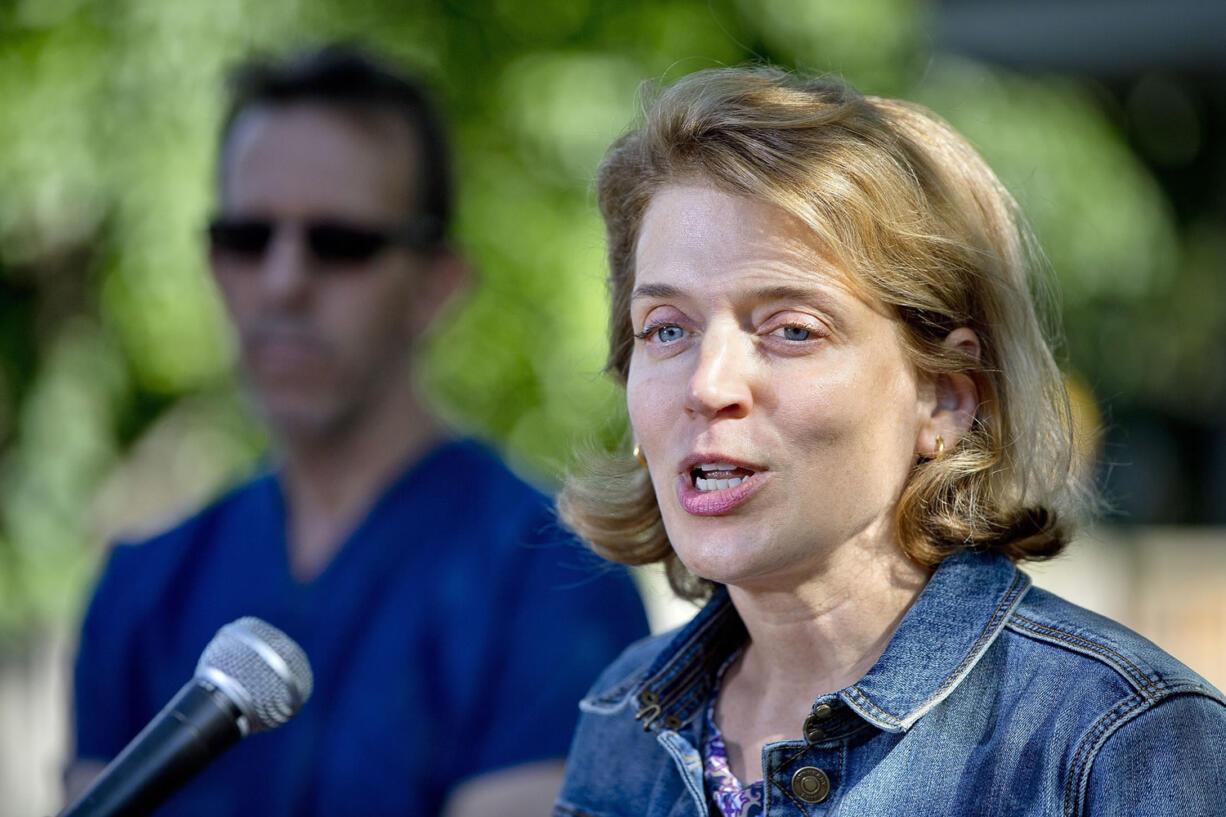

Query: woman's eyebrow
<box><xmin>748</xmin><ymin>284</ymin><xmax>845</xmax><ymax>313</ymax></box>
<box><xmin>750</xmin><ymin>284</ymin><xmax>823</xmax><ymax>303</ymax></box>
<box><xmin>630</xmin><ymin>283</ymin><xmax>683</xmax><ymax>301</ymax></box>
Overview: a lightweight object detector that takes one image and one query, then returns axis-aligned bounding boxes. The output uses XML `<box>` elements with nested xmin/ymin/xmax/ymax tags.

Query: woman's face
<box><xmin>627</xmin><ymin>184</ymin><xmax>935</xmax><ymax>591</ymax></box>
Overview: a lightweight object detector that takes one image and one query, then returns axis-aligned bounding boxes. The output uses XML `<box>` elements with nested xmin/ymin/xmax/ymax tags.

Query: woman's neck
<box><xmin>715</xmin><ymin>533</ymin><xmax>930</xmax><ymax>783</ymax></box>
<box><xmin>728</xmin><ymin>541</ymin><xmax>929</xmax><ymax>693</ymax></box>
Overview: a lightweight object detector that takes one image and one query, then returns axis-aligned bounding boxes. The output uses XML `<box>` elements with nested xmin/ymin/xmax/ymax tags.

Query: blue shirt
<box><xmin>74</xmin><ymin>439</ymin><xmax>649</xmax><ymax>817</ymax></box>
<box><xmin>556</xmin><ymin>550</ymin><xmax>1226</xmax><ymax>816</ymax></box>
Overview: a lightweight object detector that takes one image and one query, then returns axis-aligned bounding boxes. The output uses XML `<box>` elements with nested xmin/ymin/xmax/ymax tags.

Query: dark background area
<box><xmin>938</xmin><ymin>0</ymin><xmax>1226</xmax><ymax>525</ymax></box>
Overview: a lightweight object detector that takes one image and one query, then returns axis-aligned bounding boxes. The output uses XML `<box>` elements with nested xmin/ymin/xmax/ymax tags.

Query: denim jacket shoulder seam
<box><xmin>1063</xmin><ymin>688</ymin><xmax>1151</xmax><ymax>817</ymax></box>
<box><xmin>1063</xmin><ymin>685</ymin><xmax>1222</xmax><ymax>817</ymax></box>
<box><xmin>1007</xmin><ymin>615</ymin><xmax>1161</xmax><ymax>696</ymax></box>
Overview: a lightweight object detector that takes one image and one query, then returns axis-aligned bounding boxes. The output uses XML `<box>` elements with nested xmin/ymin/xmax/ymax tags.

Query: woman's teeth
<box><xmin>691</xmin><ymin>463</ymin><xmax>754</xmax><ymax>491</ymax></box>
<box><xmin>695</xmin><ymin>476</ymin><xmax>746</xmax><ymax>491</ymax></box>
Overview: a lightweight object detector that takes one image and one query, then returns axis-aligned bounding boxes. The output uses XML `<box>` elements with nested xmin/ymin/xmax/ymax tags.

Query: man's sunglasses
<box><xmin>207</xmin><ymin>216</ymin><xmax>443</xmax><ymax>265</ymax></box>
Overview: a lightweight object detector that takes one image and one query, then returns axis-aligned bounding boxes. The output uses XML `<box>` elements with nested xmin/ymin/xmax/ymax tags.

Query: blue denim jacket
<box><xmin>556</xmin><ymin>550</ymin><xmax>1226</xmax><ymax>816</ymax></box>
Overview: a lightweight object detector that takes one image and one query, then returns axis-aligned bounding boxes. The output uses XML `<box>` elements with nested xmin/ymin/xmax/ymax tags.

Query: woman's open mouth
<box><xmin>676</xmin><ymin>462</ymin><xmax>766</xmax><ymax>515</ymax></box>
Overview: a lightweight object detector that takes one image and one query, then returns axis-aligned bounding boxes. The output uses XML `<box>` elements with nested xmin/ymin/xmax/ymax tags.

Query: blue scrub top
<box><xmin>74</xmin><ymin>439</ymin><xmax>650</xmax><ymax>817</ymax></box>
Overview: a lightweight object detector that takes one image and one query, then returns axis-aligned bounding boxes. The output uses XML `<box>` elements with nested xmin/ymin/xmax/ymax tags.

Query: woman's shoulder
<box><xmin>1006</xmin><ymin>583</ymin><xmax>1224</xmax><ymax>703</ymax></box>
<box><xmin>1001</xmin><ymin>584</ymin><xmax>1226</xmax><ymax>813</ymax></box>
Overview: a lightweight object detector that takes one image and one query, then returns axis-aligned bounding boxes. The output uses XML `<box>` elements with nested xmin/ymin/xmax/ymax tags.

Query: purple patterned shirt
<box><xmin>703</xmin><ymin>649</ymin><xmax>764</xmax><ymax>817</ymax></box>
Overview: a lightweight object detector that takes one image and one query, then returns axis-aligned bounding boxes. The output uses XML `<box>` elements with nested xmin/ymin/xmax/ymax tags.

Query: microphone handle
<box><xmin>59</xmin><ymin>680</ymin><xmax>244</xmax><ymax>817</ymax></box>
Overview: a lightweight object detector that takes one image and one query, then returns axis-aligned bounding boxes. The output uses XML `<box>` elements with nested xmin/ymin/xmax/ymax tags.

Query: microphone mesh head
<box><xmin>197</xmin><ymin>617</ymin><xmax>313</xmax><ymax>732</ymax></box>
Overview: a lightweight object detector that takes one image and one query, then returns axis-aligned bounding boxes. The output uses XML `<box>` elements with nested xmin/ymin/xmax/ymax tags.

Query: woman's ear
<box><xmin>917</xmin><ymin>327</ymin><xmax>981</xmax><ymax>458</ymax></box>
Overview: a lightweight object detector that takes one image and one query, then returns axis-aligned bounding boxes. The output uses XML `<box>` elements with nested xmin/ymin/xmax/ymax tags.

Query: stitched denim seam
<box><xmin>772</xmin><ymin>779</ymin><xmax>807</xmax><ymax>813</ymax></box>
<box><xmin>657</xmin><ymin>654</ymin><xmax>716</xmax><ymax>715</ymax></box>
<box><xmin>926</xmin><ymin>569</ymin><xmax>1028</xmax><ymax>702</ymax></box>
<box><xmin>584</xmin><ymin>665</ymin><xmax>652</xmax><ymax>711</ymax></box>
<box><xmin>585</xmin><ymin>605</ymin><xmax>737</xmax><ymax>713</ymax></box>
<box><xmin>765</xmin><ymin>740</ymin><xmax>843</xmax><ymax>813</ymax></box>
<box><xmin>825</xmin><ymin>740</ymin><xmax>848</xmax><ymax>816</ymax></box>
<box><xmin>640</xmin><ymin>603</ymin><xmax>743</xmax><ymax>724</ymax></box>
<box><xmin>847</xmin><ymin>569</ymin><xmax>1027</xmax><ymax>727</ymax></box>
<box><xmin>761</xmin><ymin>742</ymin><xmax>811</xmax><ymax>812</ymax></box>
<box><xmin>1062</xmin><ymin>687</ymin><xmax>1166</xmax><ymax>817</ymax></box>
<box><xmin>647</xmin><ymin>601</ymin><xmax>732</xmax><ymax>687</ymax></box>
<box><xmin>842</xmin><ymin>686</ymin><xmax>893</xmax><ymax>726</ymax></box>
<box><xmin>672</xmin><ymin>682</ymin><xmax>712</xmax><ymax>729</ymax></box>
<box><xmin>1008</xmin><ymin>615</ymin><xmax>1156</xmax><ymax>696</ymax></box>
<box><xmin>1068</xmin><ymin>685</ymin><xmax>1221</xmax><ymax>817</ymax></box>
<box><xmin>770</xmin><ymin>762</ymin><xmax>808</xmax><ymax>813</ymax></box>
<box><xmin>652</xmin><ymin>728</ymin><xmax>707</xmax><ymax>815</ymax></box>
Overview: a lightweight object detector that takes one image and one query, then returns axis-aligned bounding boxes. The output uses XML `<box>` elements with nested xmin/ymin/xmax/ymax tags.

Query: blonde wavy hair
<box><xmin>559</xmin><ymin>67</ymin><xmax>1089</xmax><ymax>600</ymax></box>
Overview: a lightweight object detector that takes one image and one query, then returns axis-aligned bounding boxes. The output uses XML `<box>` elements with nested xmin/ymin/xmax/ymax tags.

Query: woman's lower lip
<box><xmin>675</xmin><ymin>472</ymin><xmax>765</xmax><ymax>516</ymax></box>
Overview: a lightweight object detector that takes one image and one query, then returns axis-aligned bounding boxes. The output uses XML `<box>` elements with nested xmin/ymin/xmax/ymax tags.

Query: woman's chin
<box><xmin>671</xmin><ymin>536</ymin><xmax>784</xmax><ymax>589</ymax></box>
<box><xmin>665</xmin><ymin>515</ymin><xmax>834</xmax><ymax>592</ymax></box>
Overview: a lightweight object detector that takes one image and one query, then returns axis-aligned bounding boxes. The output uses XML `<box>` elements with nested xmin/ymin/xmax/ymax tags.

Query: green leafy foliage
<box><xmin>0</xmin><ymin>0</ymin><xmax>1214</xmax><ymax>634</ymax></box>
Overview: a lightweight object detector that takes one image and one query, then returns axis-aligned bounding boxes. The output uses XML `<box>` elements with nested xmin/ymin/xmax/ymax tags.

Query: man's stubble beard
<box><xmin>243</xmin><ymin>341</ymin><xmax>418</xmax><ymax>451</ymax></box>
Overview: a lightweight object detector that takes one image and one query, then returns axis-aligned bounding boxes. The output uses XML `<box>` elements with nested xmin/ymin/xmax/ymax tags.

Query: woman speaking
<box><xmin>555</xmin><ymin>67</ymin><xmax>1226</xmax><ymax>816</ymax></box>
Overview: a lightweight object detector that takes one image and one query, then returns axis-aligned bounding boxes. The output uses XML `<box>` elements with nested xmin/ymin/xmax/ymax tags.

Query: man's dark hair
<box><xmin>220</xmin><ymin>44</ymin><xmax>452</xmax><ymax>243</ymax></box>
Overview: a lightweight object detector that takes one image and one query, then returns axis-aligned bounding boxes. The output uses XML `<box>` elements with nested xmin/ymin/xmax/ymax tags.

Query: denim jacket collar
<box><xmin>617</xmin><ymin>549</ymin><xmax>1031</xmax><ymax>737</ymax></box>
<box><xmin>844</xmin><ymin>549</ymin><xmax>1030</xmax><ymax>731</ymax></box>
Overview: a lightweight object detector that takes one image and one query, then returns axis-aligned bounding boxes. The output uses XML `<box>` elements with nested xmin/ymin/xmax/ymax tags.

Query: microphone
<box><xmin>60</xmin><ymin>617</ymin><xmax>313</xmax><ymax>817</ymax></box>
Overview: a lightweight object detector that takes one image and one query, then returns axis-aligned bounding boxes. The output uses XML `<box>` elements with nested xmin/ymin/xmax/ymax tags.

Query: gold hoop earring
<box><xmin>633</xmin><ymin>443</ymin><xmax>648</xmax><ymax>468</ymax></box>
<box><xmin>935</xmin><ymin>436</ymin><xmax>945</xmax><ymax>459</ymax></box>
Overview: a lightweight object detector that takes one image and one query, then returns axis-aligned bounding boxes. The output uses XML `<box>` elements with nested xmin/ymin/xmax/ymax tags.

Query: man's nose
<box><xmin>683</xmin><ymin>326</ymin><xmax>754</xmax><ymax>419</ymax></box>
<box><xmin>259</xmin><ymin>226</ymin><xmax>313</xmax><ymax>305</ymax></box>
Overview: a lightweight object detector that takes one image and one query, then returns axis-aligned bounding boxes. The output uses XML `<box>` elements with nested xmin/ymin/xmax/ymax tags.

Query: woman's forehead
<box><xmin>633</xmin><ymin>183</ymin><xmax>887</xmax><ymax>314</ymax></box>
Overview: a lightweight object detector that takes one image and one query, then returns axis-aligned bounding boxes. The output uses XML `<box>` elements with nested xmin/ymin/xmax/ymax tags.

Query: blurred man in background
<box><xmin>66</xmin><ymin>45</ymin><xmax>648</xmax><ymax>817</ymax></box>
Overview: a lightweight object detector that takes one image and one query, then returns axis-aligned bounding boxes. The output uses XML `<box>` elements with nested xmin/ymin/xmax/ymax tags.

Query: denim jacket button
<box><xmin>791</xmin><ymin>766</ymin><xmax>830</xmax><ymax>803</ymax></box>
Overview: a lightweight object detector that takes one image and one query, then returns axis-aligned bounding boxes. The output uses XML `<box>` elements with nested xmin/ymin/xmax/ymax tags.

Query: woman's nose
<box><xmin>684</xmin><ymin>329</ymin><xmax>753</xmax><ymax>419</ymax></box>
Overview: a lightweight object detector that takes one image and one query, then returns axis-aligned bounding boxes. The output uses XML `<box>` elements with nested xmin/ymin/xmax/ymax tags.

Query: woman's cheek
<box><xmin>627</xmin><ymin>374</ymin><xmax>675</xmax><ymax>445</ymax></box>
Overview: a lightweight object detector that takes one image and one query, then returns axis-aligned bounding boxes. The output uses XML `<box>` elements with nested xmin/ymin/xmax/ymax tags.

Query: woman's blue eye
<box><xmin>655</xmin><ymin>325</ymin><xmax>685</xmax><ymax>343</ymax></box>
<box><xmin>780</xmin><ymin>326</ymin><xmax>811</xmax><ymax>341</ymax></box>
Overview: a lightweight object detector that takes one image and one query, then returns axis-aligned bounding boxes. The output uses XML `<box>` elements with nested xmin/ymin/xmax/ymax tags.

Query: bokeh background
<box><xmin>1</xmin><ymin>0</ymin><xmax>1224</xmax><ymax>813</ymax></box>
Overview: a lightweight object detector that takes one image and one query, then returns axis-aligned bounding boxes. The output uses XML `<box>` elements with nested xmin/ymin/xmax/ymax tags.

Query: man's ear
<box><xmin>917</xmin><ymin>327</ymin><xmax>981</xmax><ymax>459</ymax></box>
<box><xmin>412</xmin><ymin>250</ymin><xmax>470</xmax><ymax>333</ymax></box>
